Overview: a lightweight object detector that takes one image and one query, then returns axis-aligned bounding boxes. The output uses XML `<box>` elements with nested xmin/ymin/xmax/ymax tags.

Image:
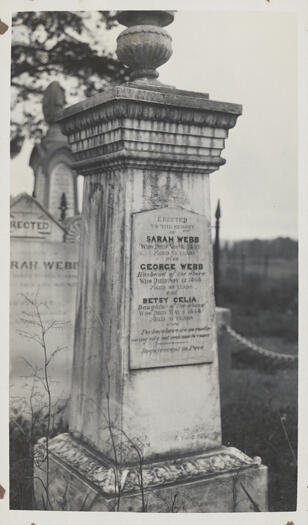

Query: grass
<box><xmin>10</xmin><ymin>401</ymin><xmax>68</xmax><ymax>510</ymax></box>
<box><xmin>219</xmin><ymin>270</ymin><xmax>298</xmax><ymax>511</ymax></box>
<box><xmin>221</xmin><ymin>367</ymin><xmax>297</xmax><ymax>511</ymax></box>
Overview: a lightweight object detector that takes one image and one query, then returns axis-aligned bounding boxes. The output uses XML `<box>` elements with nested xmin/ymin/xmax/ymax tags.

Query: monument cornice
<box><xmin>57</xmin><ymin>84</ymin><xmax>242</xmax><ymax>136</ymax></box>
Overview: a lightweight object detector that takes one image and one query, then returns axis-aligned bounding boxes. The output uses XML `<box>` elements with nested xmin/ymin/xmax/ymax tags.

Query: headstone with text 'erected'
<box><xmin>10</xmin><ymin>193</ymin><xmax>79</xmax><ymax>413</ymax></box>
<box><xmin>34</xmin><ymin>11</ymin><xmax>268</xmax><ymax>512</ymax></box>
<box><xmin>29</xmin><ymin>82</ymin><xmax>79</xmax><ymax>222</ymax></box>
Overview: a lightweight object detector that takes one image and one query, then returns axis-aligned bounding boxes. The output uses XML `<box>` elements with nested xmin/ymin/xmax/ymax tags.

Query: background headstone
<box><xmin>10</xmin><ymin>194</ymin><xmax>79</xmax><ymax>412</ymax></box>
<box><xmin>29</xmin><ymin>81</ymin><xmax>79</xmax><ymax>221</ymax></box>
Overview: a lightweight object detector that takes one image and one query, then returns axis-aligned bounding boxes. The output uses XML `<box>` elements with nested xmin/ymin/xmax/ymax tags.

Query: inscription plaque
<box><xmin>130</xmin><ymin>207</ymin><xmax>215</xmax><ymax>369</ymax></box>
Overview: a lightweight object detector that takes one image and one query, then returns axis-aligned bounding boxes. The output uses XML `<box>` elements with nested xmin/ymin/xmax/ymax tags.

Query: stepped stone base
<box><xmin>34</xmin><ymin>433</ymin><xmax>268</xmax><ymax>512</ymax></box>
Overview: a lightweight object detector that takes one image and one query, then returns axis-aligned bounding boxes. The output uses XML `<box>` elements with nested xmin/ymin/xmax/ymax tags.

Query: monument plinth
<box><xmin>34</xmin><ymin>11</ymin><xmax>268</xmax><ymax>512</ymax></box>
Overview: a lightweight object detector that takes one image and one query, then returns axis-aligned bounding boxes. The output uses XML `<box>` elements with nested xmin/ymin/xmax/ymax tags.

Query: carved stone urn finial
<box><xmin>116</xmin><ymin>11</ymin><xmax>175</xmax><ymax>82</ymax></box>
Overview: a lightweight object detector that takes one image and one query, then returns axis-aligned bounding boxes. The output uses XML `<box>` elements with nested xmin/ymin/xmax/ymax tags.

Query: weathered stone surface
<box><xmin>63</xmin><ymin>214</ymin><xmax>82</xmax><ymax>243</ymax></box>
<box><xmin>29</xmin><ymin>82</ymin><xmax>78</xmax><ymax>220</ymax></box>
<box><xmin>58</xmin><ymin>83</ymin><xmax>241</xmax><ymax>176</ymax></box>
<box><xmin>130</xmin><ymin>206</ymin><xmax>214</xmax><ymax>369</ymax></box>
<box><xmin>57</xmin><ymin>82</ymin><xmax>242</xmax><ymax>462</ymax></box>
<box><xmin>10</xmin><ymin>193</ymin><xmax>67</xmax><ymax>241</ymax></box>
<box><xmin>34</xmin><ymin>432</ymin><xmax>268</xmax><ymax>512</ymax></box>
<box><xmin>116</xmin><ymin>11</ymin><xmax>175</xmax><ymax>82</ymax></box>
<box><xmin>59</xmin><ymin>83</ymin><xmax>241</xmax><ymax>126</ymax></box>
<box><xmin>68</xmin><ymin>168</ymin><xmax>221</xmax><ymax>461</ymax></box>
<box><xmin>117</xmin><ymin>26</ymin><xmax>172</xmax><ymax>81</ymax></box>
<box><xmin>29</xmin><ymin>133</ymin><xmax>78</xmax><ymax>220</ymax></box>
<box><xmin>42</xmin><ymin>81</ymin><xmax>66</xmax><ymax>125</ymax></box>
<box><xmin>10</xmin><ymin>194</ymin><xmax>79</xmax><ymax>411</ymax></box>
<box><xmin>48</xmin><ymin>160</ymin><xmax>76</xmax><ymax>219</ymax></box>
<box><xmin>117</xmin><ymin>11</ymin><xmax>175</xmax><ymax>28</ymax></box>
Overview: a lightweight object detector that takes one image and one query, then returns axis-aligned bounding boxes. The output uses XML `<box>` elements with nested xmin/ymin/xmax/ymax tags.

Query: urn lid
<box><xmin>116</xmin><ymin>11</ymin><xmax>175</xmax><ymax>28</ymax></box>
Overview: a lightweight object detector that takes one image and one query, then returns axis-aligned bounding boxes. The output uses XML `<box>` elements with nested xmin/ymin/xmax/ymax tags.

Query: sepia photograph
<box><xmin>1</xmin><ymin>1</ymin><xmax>307</xmax><ymax>522</ymax></box>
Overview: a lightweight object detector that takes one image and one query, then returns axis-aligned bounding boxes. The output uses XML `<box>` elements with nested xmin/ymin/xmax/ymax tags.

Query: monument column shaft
<box><xmin>71</xmin><ymin>168</ymin><xmax>221</xmax><ymax>459</ymax></box>
<box><xmin>59</xmin><ymin>83</ymin><xmax>242</xmax><ymax>461</ymax></box>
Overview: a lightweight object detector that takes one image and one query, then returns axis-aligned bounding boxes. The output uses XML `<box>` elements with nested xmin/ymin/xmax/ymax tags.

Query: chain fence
<box><xmin>224</xmin><ymin>325</ymin><xmax>298</xmax><ymax>363</ymax></box>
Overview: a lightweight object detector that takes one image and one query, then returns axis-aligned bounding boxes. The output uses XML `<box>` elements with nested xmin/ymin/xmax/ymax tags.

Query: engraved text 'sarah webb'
<box><xmin>130</xmin><ymin>207</ymin><xmax>215</xmax><ymax>369</ymax></box>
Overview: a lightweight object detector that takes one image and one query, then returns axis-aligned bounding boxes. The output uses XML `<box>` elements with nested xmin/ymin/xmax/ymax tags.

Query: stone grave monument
<box><xmin>10</xmin><ymin>193</ymin><xmax>79</xmax><ymax>410</ymax></box>
<box><xmin>29</xmin><ymin>81</ymin><xmax>79</xmax><ymax>221</ymax></box>
<box><xmin>34</xmin><ymin>11</ymin><xmax>268</xmax><ymax>512</ymax></box>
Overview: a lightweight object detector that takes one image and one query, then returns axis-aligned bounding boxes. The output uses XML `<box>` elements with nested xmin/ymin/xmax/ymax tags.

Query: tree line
<box><xmin>221</xmin><ymin>237</ymin><xmax>298</xmax><ymax>260</ymax></box>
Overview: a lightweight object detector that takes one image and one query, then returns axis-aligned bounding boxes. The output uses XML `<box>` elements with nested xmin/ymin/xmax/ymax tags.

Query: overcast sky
<box><xmin>10</xmin><ymin>10</ymin><xmax>297</xmax><ymax>241</ymax></box>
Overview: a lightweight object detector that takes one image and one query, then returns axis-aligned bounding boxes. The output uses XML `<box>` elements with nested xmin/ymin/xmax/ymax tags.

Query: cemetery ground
<box><xmin>9</xmin><ymin>262</ymin><xmax>298</xmax><ymax>512</ymax></box>
<box><xmin>220</xmin><ymin>267</ymin><xmax>298</xmax><ymax>512</ymax></box>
